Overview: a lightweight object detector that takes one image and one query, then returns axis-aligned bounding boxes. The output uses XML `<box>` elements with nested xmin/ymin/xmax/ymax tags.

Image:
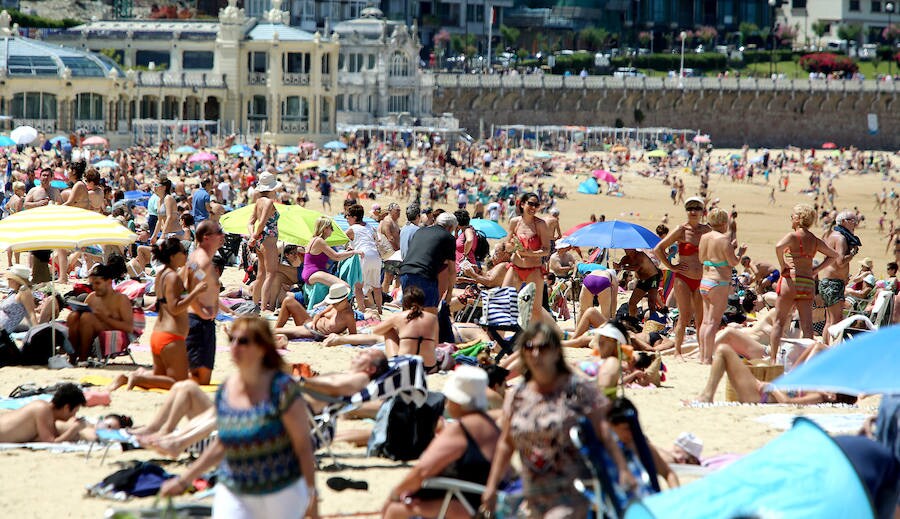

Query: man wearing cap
<box><xmin>400</xmin><ymin>213</ymin><xmax>457</xmax><ymax>313</ymax></box>
<box><xmin>191</xmin><ymin>176</ymin><xmax>212</xmax><ymax>224</ymax></box>
<box><xmin>275</xmin><ymin>284</ymin><xmax>357</xmax><ymax>340</ymax></box>
<box><xmin>845</xmin><ymin>257</ymin><xmax>876</xmax><ymax>310</ymax></box>
<box><xmin>818</xmin><ymin>210</ymin><xmax>860</xmax><ymax>343</ymax></box>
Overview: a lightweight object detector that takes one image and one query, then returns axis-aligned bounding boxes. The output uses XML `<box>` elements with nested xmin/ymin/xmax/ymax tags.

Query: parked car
<box><xmin>858</xmin><ymin>44</ymin><xmax>877</xmax><ymax>61</ymax></box>
<box><xmin>613</xmin><ymin>67</ymin><xmax>646</xmax><ymax>78</ymax></box>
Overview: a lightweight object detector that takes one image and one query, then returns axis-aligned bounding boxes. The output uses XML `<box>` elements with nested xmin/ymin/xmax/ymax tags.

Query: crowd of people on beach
<box><xmin>0</xmin><ymin>130</ymin><xmax>897</xmax><ymax>517</ymax></box>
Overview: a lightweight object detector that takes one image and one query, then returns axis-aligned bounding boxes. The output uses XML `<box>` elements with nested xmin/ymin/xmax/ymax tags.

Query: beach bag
<box><xmin>0</xmin><ymin>330</ymin><xmax>21</xmax><ymax>367</ymax></box>
<box><xmin>473</xmin><ymin>231</ymin><xmax>490</xmax><ymax>262</ymax></box>
<box><xmin>20</xmin><ymin>322</ymin><xmax>70</xmax><ymax>366</ymax></box>
<box><xmin>100</xmin><ymin>461</ymin><xmax>175</xmax><ymax>498</ymax></box>
<box><xmin>479</xmin><ymin>287</ymin><xmax>519</xmax><ymax>327</ymax></box>
<box><xmin>368</xmin><ymin>391</ymin><xmax>445</xmax><ymax>461</ymax></box>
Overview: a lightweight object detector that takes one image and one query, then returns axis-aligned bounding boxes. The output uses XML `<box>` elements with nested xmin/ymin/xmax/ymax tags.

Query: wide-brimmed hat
<box><xmin>684</xmin><ymin>196</ymin><xmax>705</xmax><ymax>209</ymax></box>
<box><xmin>442</xmin><ymin>366</ymin><xmax>488</xmax><ymax>410</ymax></box>
<box><xmin>5</xmin><ymin>264</ymin><xmax>31</xmax><ymax>287</ymax></box>
<box><xmin>858</xmin><ymin>257</ymin><xmax>873</xmax><ymax>269</ymax></box>
<box><xmin>674</xmin><ymin>432</ymin><xmax>704</xmax><ymax>460</ymax></box>
<box><xmin>256</xmin><ymin>172</ymin><xmax>282</xmax><ymax>192</ymax></box>
<box><xmin>323</xmin><ymin>284</ymin><xmax>350</xmax><ymax>305</ymax></box>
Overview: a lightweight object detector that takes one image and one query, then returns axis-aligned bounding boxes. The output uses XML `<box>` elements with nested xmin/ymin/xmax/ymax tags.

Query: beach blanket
<box><xmin>0</xmin><ymin>394</ymin><xmax>52</xmax><ymax>410</ymax></box>
<box><xmin>78</xmin><ymin>376</ymin><xmax>219</xmax><ymax>393</ymax></box>
<box><xmin>0</xmin><ymin>441</ymin><xmax>104</xmax><ymax>453</ymax></box>
<box><xmin>755</xmin><ymin>413</ymin><xmax>868</xmax><ymax>434</ymax></box>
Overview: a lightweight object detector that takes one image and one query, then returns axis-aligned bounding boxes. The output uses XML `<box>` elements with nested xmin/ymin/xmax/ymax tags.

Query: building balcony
<box><xmin>17</xmin><ymin>118</ymin><xmax>56</xmax><ymax>132</ymax></box>
<box><xmin>135</xmin><ymin>71</ymin><xmax>227</xmax><ymax>89</ymax></box>
<box><xmin>283</xmin><ymin>73</ymin><xmax>311</xmax><ymax>86</ymax></box>
<box><xmin>247</xmin><ymin>72</ymin><xmax>268</xmax><ymax>85</ymax></box>
<box><xmin>247</xmin><ymin>119</ymin><xmax>268</xmax><ymax>133</ymax></box>
<box><xmin>280</xmin><ymin>120</ymin><xmax>309</xmax><ymax>133</ymax></box>
<box><xmin>322</xmin><ymin>74</ymin><xmax>333</xmax><ymax>86</ymax></box>
<box><xmin>74</xmin><ymin>119</ymin><xmax>106</xmax><ymax>134</ymax></box>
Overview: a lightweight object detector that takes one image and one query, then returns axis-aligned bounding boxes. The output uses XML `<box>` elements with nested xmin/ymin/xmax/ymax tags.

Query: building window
<box><xmin>872</xmin><ymin>1</ymin><xmax>881</xmax><ymax>12</ymax></box>
<box><xmin>321</xmin><ymin>54</ymin><xmax>331</xmax><ymax>74</ymax></box>
<box><xmin>466</xmin><ymin>4</ymin><xmax>483</xmax><ymax>22</ymax></box>
<box><xmin>336</xmin><ymin>94</ymin><xmax>344</xmax><ymax>111</ymax></box>
<box><xmin>248</xmin><ymin>95</ymin><xmax>267</xmax><ymax>119</ymax></box>
<box><xmin>849</xmin><ymin>0</ymin><xmax>860</xmax><ymax>10</ymax></box>
<box><xmin>282</xmin><ymin>96</ymin><xmax>309</xmax><ymax>122</ymax></box>
<box><xmin>390</xmin><ymin>52</ymin><xmax>410</xmax><ymax>77</ymax></box>
<box><xmin>11</xmin><ymin>92</ymin><xmax>57</xmax><ymax>119</ymax></box>
<box><xmin>248</xmin><ymin>52</ymin><xmax>267</xmax><ymax>73</ymax></box>
<box><xmin>75</xmin><ymin>93</ymin><xmax>104</xmax><ymax>120</ymax></box>
<box><xmin>135</xmin><ymin>50</ymin><xmax>171</xmax><ymax>69</ymax></box>
<box><xmin>792</xmin><ymin>0</ymin><xmax>807</xmax><ymax>8</ymax></box>
<box><xmin>183</xmin><ymin>51</ymin><xmax>214</xmax><ymax>70</ymax></box>
<box><xmin>284</xmin><ymin>52</ymin><xmax>310</xmax><ymax>73</ymax></box>
<box><xmin>321</xmin><ymin>98</ymin><xmax>330</xmax><ymax>129</ymax></box>
<box><xmin>388</xmin><ymin>95</ymin><xmax>409</xmax><ymax>113</ymax></box>
<box><xmin>368</xmin><ymin>54</ymin><xmax>376</xmax><ymax>69</ymax></box>
<box><xmin>344</xmin><ymin>53</ymin><xmax>363</xmax><ymax>72</ymax></box>
<box><xmin>347</xmin><ymin>0</ymin><xmax>365</xmax><ymax>18</ymax></box>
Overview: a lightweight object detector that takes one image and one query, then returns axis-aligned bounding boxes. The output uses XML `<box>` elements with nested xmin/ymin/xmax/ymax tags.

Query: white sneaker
<box><xmin>48</xmin><ymin>354</ymin><xmax>73</xmax><ymax>370</ymax></box>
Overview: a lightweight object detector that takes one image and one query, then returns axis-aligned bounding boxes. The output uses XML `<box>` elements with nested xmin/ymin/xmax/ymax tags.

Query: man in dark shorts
<box><xmin>185</xmin><ymin>221</ymin><xmax>225</xmax><ymax>385</ymax></box>
<box><xmin>399</xmin><ymin>212</ymin><xmax>457</xmax><ymax>314</ymax></box>
<box><xmin>616</xmin><ymin>248</ymin><xmax>661</xmax><ymax>315</ymax></box>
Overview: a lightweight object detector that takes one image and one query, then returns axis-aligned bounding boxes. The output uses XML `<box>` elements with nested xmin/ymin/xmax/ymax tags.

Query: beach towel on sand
<box><xmin>79</xmin><ymin>375</ymin><xmax>219</xmax><ymax>394</ymax></box>
<box><xmin>305</xmin><ymin>255</ymin><xmax>362</xmax><ymax>310</ymax></box>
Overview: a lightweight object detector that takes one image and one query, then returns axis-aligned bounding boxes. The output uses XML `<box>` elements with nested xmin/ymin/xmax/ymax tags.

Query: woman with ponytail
<box><xmin>373</xmin><ymin>285</ymin><xmax>440</xmax><ymax>373</ymax></box>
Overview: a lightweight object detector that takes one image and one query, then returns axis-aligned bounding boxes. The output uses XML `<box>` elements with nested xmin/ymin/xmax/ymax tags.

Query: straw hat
<box><xmin>256</xmin><ymin>172</ymin><xmax>282</xmax><ymax>192</ymax></box>
<box><xmin>442</xmin><ymin>366</ymin><xmax>488</xmax><ymax>411</ymax></box>
<box><xmin>323</xmin><ymin>284</ymin><xmax>350</xmax><ymax>305</ymax></box>
<box><xmin>674</xmin><ymin>432</ymin><xmax>704</xmax><ymax>461</ymax></box>
<box><xmin>858</xmin><ymin>257</ymin><xmax>873</xmax><ymax>269</ymax></box>
<box><xmin>5</xmin><ymin>264</ymin><xmax>31</xmax><ymax>287</ymax></box>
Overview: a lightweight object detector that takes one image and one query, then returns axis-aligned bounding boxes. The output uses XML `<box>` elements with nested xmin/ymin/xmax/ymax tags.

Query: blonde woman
<box><xmin>770</xmin><ymin>204</ymin><xmax>839</xmax><ymax>354</ymax></box>
<box><xmin>247</xmin><ymin>173</ymin><xmax>281</xmax><ymax>312</ymax></box>
<box><xmin>301</xmin><ymin>216</ymin><xmax>362</xmax><ymax>289</ymax></box>
<box><xmin>697</xmin><ymin>208</ymin><xmax>740</xmax><ymax>364</ymax></box>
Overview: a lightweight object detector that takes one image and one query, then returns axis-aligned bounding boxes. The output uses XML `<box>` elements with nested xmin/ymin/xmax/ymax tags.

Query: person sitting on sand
<box><xmin>66</xmin><ymin>258</ymin><xmax>134</xmax><ymax>362</ymax></box>
<box><xmin>107</xmin><ymin>238</ymin><xmax>209</xmax><ymax>391</ymax></box>
<box><xmin>0</xmin><ymin>383</ymin><xmax>87</xmax><ymax>443</ymax></box>
<box><xmin>372</xmin><ymin>286</ymin><xmax>439</xmax><ymax>374</ymax></box>
<box><xmin>695</xmin><ymin>344</ymin><xmax>847</xmax><ymax>404</ymax></box>
<box><xmin>274</xmin><ymin>284</ymin><xmax>357</xmax><ymax>341</ymax></box>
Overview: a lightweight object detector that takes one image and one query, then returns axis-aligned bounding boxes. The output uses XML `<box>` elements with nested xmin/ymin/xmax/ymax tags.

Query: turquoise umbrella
<box><xmin>323</xmin><ymin>140</ymin><xmax>347</xmax><ymax>150</ymax></box>
<box><xmin>0</xmin><ymin>136</ymin><xmax>14</xmax><ymax>147</ymax></box>
<box><xmin>175</xmin><ymin>145</ymin><xmax>197</xmax><ymax>154</ymax></box>
<box><xmin>470</xmin><ymin>219</ymin><xmax>507</xmax><ymax>239</ymax></box>
<box><xmin>228</xmin><ymin>144</ymin><xmax>252</xmax><ymax>155</ymax></box>
<box><xmin>93</xmin><ymin>160</ymin><xmax>119</xmax><ymax>169</ymax></box>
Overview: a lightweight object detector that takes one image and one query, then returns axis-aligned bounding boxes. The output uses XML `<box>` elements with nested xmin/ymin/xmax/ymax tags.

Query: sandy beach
<box><xmin>0</xmin><ymin>147</ymin><xmax>892</xmax><ymax>518</ymax></box>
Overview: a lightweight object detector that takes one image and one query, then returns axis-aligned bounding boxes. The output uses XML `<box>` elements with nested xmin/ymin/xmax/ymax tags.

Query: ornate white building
<box><xmin>332</xmin><ymin>6</ymin><xmax>433</xmax><ymax>126</ymax></box>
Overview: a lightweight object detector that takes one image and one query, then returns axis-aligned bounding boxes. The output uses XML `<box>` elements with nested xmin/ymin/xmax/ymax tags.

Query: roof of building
<box><xmin>333</xmin><ymin>7</ymin><xmax>401</xmax><ymax>39</ymax></box>
<box><xmin>0</xmin><ymin>35</ymin><xmax>123</xmax><ymax>78</ymax></box>
<box><xmin>71</xmin><ymin>20</ymin><xmax>221</xmax><ymax>34</ymax></box>
<box><xmin>247</xmin><ymin>23</ymin><xmax>316</xmax><ymax>41</ymax></box>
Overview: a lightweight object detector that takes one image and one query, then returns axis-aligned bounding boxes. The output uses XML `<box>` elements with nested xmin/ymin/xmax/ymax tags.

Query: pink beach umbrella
<box><xmin>82</xmin><ymin>136</ymin><xmax>108</xmax><ymax>147</ymax></box>
<box><xmin>592</xmin><ymin>170</ymin><xmax>617</xmax><ymax>183</ymax></box>
<box><xmin>692</xmin><ymin>135</ymin><xmax>711</xmax><ymax>144</ymax></box>
<box><xmin>188</xmin><ymin>151</ymin><xmax>218</xmax><ymax>162</ymax></box>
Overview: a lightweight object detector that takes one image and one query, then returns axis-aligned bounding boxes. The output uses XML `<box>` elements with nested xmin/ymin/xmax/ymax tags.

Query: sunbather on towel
<box><xmin>274</xmin><ymin>284</ymin><xmax>357</xmax><ymax>340</ymax></box>
<box><xmin>0</xmin><ymin>383</ymin><xmax>87</xmax><ymax>443</ymax></box>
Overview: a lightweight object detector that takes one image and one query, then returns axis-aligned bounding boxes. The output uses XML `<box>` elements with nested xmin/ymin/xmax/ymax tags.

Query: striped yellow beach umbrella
<box><xmin>0</xmin><ymin>205</ymin><xmax>137</xmax><ymax>252</ymax></box>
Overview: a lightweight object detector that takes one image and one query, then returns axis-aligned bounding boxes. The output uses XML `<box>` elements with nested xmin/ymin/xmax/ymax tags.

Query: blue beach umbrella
<box><xmin>771</xmin><ymin>324</ymin><xmax>900</xmax><ymax>395</ymax></box>
<box><xmin>469</xmin><ymin>218</ymin><xmax>507</xmax><ymax>239</ymax></box>
<box><xmin>0</xmin><ymin>136</ymin><xmax>15</xmax><ymax>147</ymax></box>
<box><xmin>323</xmin><ymin>140</ymin><xmax>348</xmax><ymax>150</ymax></box>
<box><xmin>279</xmin><ymin>146</ymin><xmax>300</xmax><ymax>155</ymax></box>
<box><xmin>175</xmin><ymin>145</ymin><xmax>197</xmax><ymax>154</ymax></box>
<box><xmin>93</xmin><ymin>159</ymin><xmax>119</xmax><ymax>169</ymax></box>
<box><xmin>49</xmin><ymin>135</ymin><xmax>69</xmax><ymax>145</ymax></box>
<box><xmin>228</xmin><ymin>144</ymin><xmax>252</xmax><ymax>155</ymax></box>
<box><xmin>566</xmin><ymin>221</ymin><xmax>660</xmax><ymax>249</ymax></box>
<box><xmin>577</xmin><ymin>177</ymin><xmax>599</xmax><ymax>194</ymax></box>
<box><xmin>34</xmin><ymin>180</ymin><xmax>69</xmax><ymax>189</ymax></box>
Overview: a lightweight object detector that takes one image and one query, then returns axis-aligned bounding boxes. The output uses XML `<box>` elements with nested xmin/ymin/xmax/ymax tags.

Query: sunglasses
<box><xmin>228</xmin><ymin>335</ymin><xmax>251</xmax><ymax>346</ymax></box>
<box><xmin>523</xmin><ymin>340</ymin><xmax>553</xmax><ymax>351</ymax></box>
<box><xmin>686</xmin><ymin>207</ymin><xmax>703</xmax><ymax>212</ymax></box>
<box><xmin>525</xmin><ymin>201</ymin><xmax>540</xmax><ymax>208</ymax></box>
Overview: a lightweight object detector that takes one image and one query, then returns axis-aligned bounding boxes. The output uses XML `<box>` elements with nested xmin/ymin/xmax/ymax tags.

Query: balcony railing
<box><xmin>283</xmin><ymin>73</ymin><xmax>311</xmax><ymax>86</ymax></box>
<box><xmin>280</xmin><ymin>120</ymin><xmax>309</xmax><ymax>133</ymax></box>
<box><xmin>135</xmin><ymin>71</ymin><xmax>227</xmax><ymax>88</ymax></box>
<box><xmin>247</xmin><ymin>119</ymin><xmax>267</xmax><ymax>133</ymax></box>
<box><xmin>74</xmin><ymin>119</ymin><xmax>105</xmax><ymax>134</ymax></box>
<box><xmin>15</xmin><ymin>118</ymin><xmax>56</xmax><ymax>132</ymax></box>
<box><xmin>247</xmin><ymin>72</ymin><xmax>268</xmax><ymax>85</ymax></box>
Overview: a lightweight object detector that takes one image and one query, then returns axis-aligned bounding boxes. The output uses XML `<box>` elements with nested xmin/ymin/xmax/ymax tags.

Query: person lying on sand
<box><xmin>0</xmin><ymin>383</ymin><xmax>87</xmax><ymax>443</ymax></box>
<box><xmin>274</xmin><ymin>284</ymin><xmax>357</xmax><ymax>340</ymax></box>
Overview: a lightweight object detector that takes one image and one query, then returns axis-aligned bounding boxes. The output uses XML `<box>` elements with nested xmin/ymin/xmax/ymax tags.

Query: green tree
<box><xmin>811</xmin><ymin>20</ymin><xmax>830</xmax><ymax>48</ymax></box>
<box><xmin>739</xmin><ymin>22</ymin><xmax>759</xmax><ymax>45</ymax></box>
<box><xmin>578</xmin><ymin>26</ymin><xmax>609</xmax><ymax>51</ymax></box>
<box><xmin>499</xmin><ymin>24</ymin><xmax>520</xmax><ymax>48</ymax></box>
<box><xmin>451</xmin><ymin>34</ymin><xmax>477</xmax><ymax>56</ymax></box>
<box><xmin>837</xmin><ymin>23</ymin><xmax>862</xmax><ymax>45</ymax></box>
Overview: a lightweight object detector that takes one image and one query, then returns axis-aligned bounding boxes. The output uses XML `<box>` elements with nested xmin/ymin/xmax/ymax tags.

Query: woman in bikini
<box><xmin>108</xmin><ymin>238</ymin><xmax>208</xmax><ymax>391</ymax></box>
<box><xmin>84</xmin><ymin>168</ymin><xmax>106</xmax><ymax>214</ymax></box>
<box><xmin>653</xmin><ymin>197</ymin><xmax>711</xmax><ymax>359</ymax></box>
<box><xmin>150</xmin><ymin>179</ymin><xmax>181</xmax><ymax>242</ymax></box>
<box><xmin>697</xmin><ymin>208</ymin><xmax>741</xmax><ymax>364</ymax></box>
<box><xmin>302</xmin><ymin>216</ymin><xmax>363</xmax><ymax>294</ymax></box>
<box><xmin>770</xmin><ymin>204</ymin><xmax>838</xmax><ymax>354</ymax></box>
<box><xmin>373</xmin><ymin>286</ymin><xmax>439</xmax><ymax>374</ymax></box>
<box><xmin>501</xmin><ymin>192</ymin><xmax>551</xmax><ymax>326</ymax></box>
<box><xmin>247</xmin><ymin>172</ymin><xmax>281</xmax><ymax>313</ymax></box>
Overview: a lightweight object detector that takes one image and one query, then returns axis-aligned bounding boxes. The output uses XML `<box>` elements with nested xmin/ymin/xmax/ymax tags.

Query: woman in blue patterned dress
<box><xmin>160</xmin><ymin>316</ymin><xmax>318</xmax><ymax>518</ymax></box>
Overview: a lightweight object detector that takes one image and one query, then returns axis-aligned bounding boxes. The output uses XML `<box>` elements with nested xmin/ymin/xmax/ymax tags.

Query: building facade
<box><xmin>40</xmin><ymin>0</ymin><xmax>339</xmax><ymax>145</ymax></box>
<box><xmin>332</xmin><ymin>6</ymin><xmax>433</xmax><ymax>126</ymax></box>
<box><xmin>777</xmin><ymin>0</ymin><xmax>898</xmax><ymax>46</ymax></box>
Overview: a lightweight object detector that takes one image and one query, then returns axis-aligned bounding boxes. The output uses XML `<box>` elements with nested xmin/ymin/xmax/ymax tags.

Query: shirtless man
<box><xmin>545</xmin><ymin>208</ymin><xmax>563</xmax><ymax>249</ymax></box>
<box><xmin>297</xmin><ymin>348</ymin><xmax>389</xmax><ymax>413</ymax></box>
<box><xmin>67</xmin><ymin>262</ymin><xmax>134</xmax><ymax>362</ymax></box>
<box><xmin>24</xmin><ymin>169</ymin><xmax>62</xmax><ymax>210</ymax></box>
<box><xmin>275</xmin><ymin>284</ymin><xmax>357</xmax><ymax>340</ymax></box>
<box><xmin>380</xmin><ymin>202</ymin><xmax>402</xmax><ymax>294</ymax></box>
<box><xmin>818</xmin><ymin>211</ymin><xmax>860</xmax><ymax>344</ymax></box>
<box><xmin>616</xmin><ymin>248</ymin><xmax>661</xmax><ymax>315</ymax></box>
<box><xmin>0</xmin><ymin>383</ymin><xmax>86</xmax><ymax>443</ymax></box>
<box><xmin>184</xmin><ymin>220</ymin><xmax>225</xmax><ymax>385</ymax></box>
<box><xmin>740</xmin><ymin>256</ymin><xmax>780</xmax><ymax>293</ymax></box>
<box><xmin>548</xmin><ymin>242</ymin><xmax>578</xmax><ymax>278</ymax></box>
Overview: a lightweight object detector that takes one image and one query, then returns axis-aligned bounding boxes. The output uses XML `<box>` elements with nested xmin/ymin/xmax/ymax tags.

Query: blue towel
<box><xmin>0</xmin><ymin>394</ymin><xmax>51</xmax><ymax>410</ymax></box>
<box><xmin>304</xmin><ymin>255</ymin><xmax>363</xmax><ymax>310</ymax></box>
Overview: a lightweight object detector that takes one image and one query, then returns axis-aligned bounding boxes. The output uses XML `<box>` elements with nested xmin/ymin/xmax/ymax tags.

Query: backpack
<box><xmin>0</xmin><ymin>330</ymin><xmax>21</xmax><ymax>367</ymax></box>
<box><xmin>367</xmin><ymin>391</ymin><xmax>445</xmax><ymax>461</ymax></box>
<box><xmin>20</xmin><ymin>323</ymin><xmax>70</xmax><ymax>366</ymax></box>
<box><xmin>99</xmin><ymin>461</ymin><xmax>174</xmax><ymax>498</ymax></box>
<box><xmin>473</xmin><ymin>230</ymin><xmax>490</xmax><ymax>262</ymax></box>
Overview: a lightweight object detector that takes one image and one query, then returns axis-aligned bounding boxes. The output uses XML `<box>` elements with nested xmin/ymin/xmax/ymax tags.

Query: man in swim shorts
<box><xmin>818</xmin><ymin>211</ymin><xmax>859</xmax><ymax>344</ymax></box>
<box><xmin>617</xmin><ymin>248</ymin><xmax>662</xmax><ymax>315</ymax></box>
<box><xmin>185</xmin><ymin>221</ymin><xmax>225</xmax><ymax>385</ymax></box>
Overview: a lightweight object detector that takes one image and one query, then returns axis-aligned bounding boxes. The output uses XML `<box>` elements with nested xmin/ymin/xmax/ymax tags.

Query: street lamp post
<box><xmin>888</xmin><ymin>1</ymin><xmax>895</xmax><ymax>78</ymax></box>
<box><xmin>769</xmin><ymin>0</ymin><xmax>777</xmax><ymax>78</ymax></box>
<box><xmin>679</xmin><ymin>31</ymin><xmax>686</xmax><ymax>87</ymax></box>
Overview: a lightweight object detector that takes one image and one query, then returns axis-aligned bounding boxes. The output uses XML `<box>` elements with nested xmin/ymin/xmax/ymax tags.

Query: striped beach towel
<box><xmin>479</xmin><ymin>287</ymin><xmax>519</xmax><ymax>328</ymax></box>
<box><xmin>660</xmin><ymin>269</ymin><xmax>675</xmax><ymax>301</ymax></box>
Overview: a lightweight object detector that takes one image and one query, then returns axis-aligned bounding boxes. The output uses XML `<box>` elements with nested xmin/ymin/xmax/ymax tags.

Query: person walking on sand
<box><xmin>184</xmin><ymin>221</ymin><xmax>225</xmax><ymax>385</ymax></box>
<box><xmin>818</xmin><ymin>211</ymin><xmax>861</xmax><ymax>344</ymax></box>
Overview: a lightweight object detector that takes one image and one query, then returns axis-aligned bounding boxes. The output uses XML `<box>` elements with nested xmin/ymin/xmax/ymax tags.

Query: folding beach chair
<box><xmin>478</xmin><ymin>286</ymin><xmax>523</xmax><ymax>362</ymax></box>
<box><xmin>569</xmin><ymin>415</ymin><xmax>658</xmax><ymax>519</ymax></box>
<box><xmin>91</xmin><ymin>305</ymin><xmax>145</xmax><ymax>365</ymax></box>
<box><xmin>419</xmin><ymin>477</ymin><xmax>487</xmax><ymax>518</ymax></box>
<box><xmin>298</xmin><ymin>354</ymin><xmax>428</xmax><ymax>467</ymax></box>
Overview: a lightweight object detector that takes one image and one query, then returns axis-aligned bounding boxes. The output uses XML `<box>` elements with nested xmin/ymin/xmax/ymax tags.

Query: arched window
<box><xmin>75</xmin><ymin>93</ymin><xmax>104</xmax><ymax>120</ymax></box>
<box><xmin>389</xmin><ymin>52</ymin><xmax>409</xmax><ymax>77</ymax></box>
<box><xmin>11</xmin><ymin>92</ymin><xmax>57</xmax><ymax>120</ymax></box>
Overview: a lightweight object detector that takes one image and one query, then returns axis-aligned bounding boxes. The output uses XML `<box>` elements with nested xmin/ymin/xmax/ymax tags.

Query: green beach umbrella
<box><xmin>647</xmin><ymin>149</ymin><xmax>667</xmax><ymax>158</ymax></box>
<box><xmin>221</xmin><ymin>204</ymin><xmax>349</xmax><ymax>246</ymax></box>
